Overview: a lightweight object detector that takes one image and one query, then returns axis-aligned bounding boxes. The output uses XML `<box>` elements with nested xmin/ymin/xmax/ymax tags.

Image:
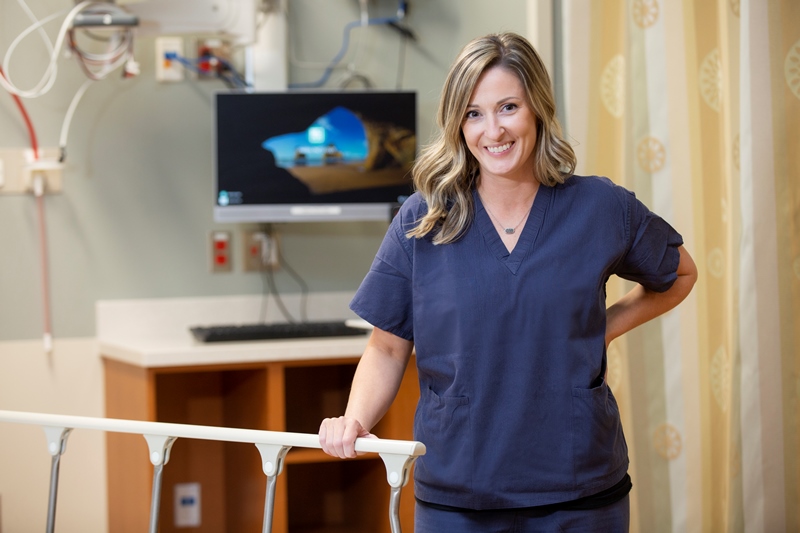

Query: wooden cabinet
<box><xmin>103</xmin><ymin>354</ymin><xmax>419</xmax><ymax>532</ymax></box>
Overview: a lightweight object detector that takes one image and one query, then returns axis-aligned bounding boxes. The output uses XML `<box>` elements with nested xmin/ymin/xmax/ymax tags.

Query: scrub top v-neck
<box><xmin>350</xmin><ymin>175</ymin><xmax>683</xmax><ymax>510</ymax></box>
<box><xmin>474</xmin><ymin>186</ymin><xmax>549</xmax><ymax>273</ymax></box>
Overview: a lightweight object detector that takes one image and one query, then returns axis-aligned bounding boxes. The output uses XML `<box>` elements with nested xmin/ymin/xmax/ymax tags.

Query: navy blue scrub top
<box><xmin>350</xmin><ymin>175</ymin><xmax>683</xmax><ymax>510</ymax></box>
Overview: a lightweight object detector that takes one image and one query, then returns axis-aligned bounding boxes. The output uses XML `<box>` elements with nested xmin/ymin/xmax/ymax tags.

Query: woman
<box><xmin>319</xmin><ymin>32</ymin><xmax>697</xmax><ymax>532</ymax></box>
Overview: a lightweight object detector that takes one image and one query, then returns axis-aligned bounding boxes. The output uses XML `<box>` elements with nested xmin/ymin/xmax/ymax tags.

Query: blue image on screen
<box><xmin>261</xmin><ymin>107</ymin><xmax>368</xmax><ymax>168</ymax></box>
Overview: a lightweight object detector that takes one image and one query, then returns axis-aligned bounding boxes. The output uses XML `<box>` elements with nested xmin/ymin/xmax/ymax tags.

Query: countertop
<box><xmin>96</xmin><ymin>293</ymin><xmax>370</xmax><ymax>368</ymax></box>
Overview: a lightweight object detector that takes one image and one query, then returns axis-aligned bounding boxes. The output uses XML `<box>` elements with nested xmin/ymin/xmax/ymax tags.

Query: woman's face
<box><xmin>461</xmin><ymin>66</ymin><xmax>538</xmax><ymax>183</ymax></box>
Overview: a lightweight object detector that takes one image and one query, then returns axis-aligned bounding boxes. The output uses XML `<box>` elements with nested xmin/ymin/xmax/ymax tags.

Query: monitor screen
<box><xmin>213</xmin><ymin>90</ymin><xmax>417</xmax><ymax>223</ymax></box>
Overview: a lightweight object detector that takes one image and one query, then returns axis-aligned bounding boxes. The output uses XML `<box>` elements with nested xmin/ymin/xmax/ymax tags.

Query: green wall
<box><xmin>0</xmin><ymin>0</ymin><xmax>527</xmax><ymax>340</ymax></box>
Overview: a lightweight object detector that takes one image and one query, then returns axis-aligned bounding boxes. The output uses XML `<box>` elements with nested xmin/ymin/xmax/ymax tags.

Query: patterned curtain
<box><xmin>560</xmin><ymin>0</ymin><xmax>799</xmax><ymax>531</ymax></box>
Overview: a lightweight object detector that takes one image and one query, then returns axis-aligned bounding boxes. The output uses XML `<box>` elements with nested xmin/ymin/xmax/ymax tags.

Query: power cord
<box><xmin>256</xmin><ymin>225</ymin><xmax>310</xmax><ymax>324</ymax></box>
<box><xmin>59</xmin><ymin>79</ymin><xmax>93</xmax><ymax>163</ymax></box>
<box><xmin>277</xmin><ymin>239</ymin><xmax>309</xmax><ymax>323</ymax></box>
<box><xmin>165</xmin><ymin>52</ymin><xmax>251</xmax><ymax>89</ymax></box>
<box><xmin>288</xmin><ymin>0</ymin><xmax>414</xmax><ymax>89</ymax></box>
<box><xmin>1</xmin><ymin>65</ymin><xmax>52</xmax><ymax>352</ymax></box>
<box><xmin>262</xmin><ymin>267</ymin><xmax>297</xmax><ymax>324</ymax></box>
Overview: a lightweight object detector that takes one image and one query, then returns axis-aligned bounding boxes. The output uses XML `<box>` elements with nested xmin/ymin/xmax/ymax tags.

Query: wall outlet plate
<box><xmin>210</xmin><ymin>230</ymin><xmax>232</xmax><ymax>273</ymax></box>
<box><xmin>243</xmin><ymin>228</ymin><xmax>279</xmax><ymax>271</ymax></box>
<box><xmin>23</xmin><ymin>152</ymin><xmax>63</xmax><ymax>194</ymax></box>
<box><xmin>155</xmin><ymin>36</ymin><xmax>185</xmax><ymax>82</ymax></box>
<box><xmin>0</xmin><ymin>148</ymin><xmax>63</xmax><ymax>195</ymax></box>
<box><xmin>174</xmin><ymin>482</ymin><xmax>201</xmax><ymax>527</ymax></box>
<box><xmin>195</xmin><ymin>37</ymin><xmax>234</xmax><ymax>80</ymax></box>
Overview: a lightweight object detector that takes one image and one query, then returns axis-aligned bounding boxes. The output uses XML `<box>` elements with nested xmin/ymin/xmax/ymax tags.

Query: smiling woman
<box><xmin>318</xmin><ymin>31</ymin><xmax>697</xmax><ymax>533</ymax></box>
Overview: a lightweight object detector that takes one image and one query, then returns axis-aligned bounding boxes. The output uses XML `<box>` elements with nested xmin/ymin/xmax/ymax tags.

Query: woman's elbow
<box><xmin>674</xmin><ymin>245</ymin><xmax>698</xmax><ymax>297</ymax></box>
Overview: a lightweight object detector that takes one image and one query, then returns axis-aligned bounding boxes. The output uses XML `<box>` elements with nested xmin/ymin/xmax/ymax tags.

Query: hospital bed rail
<box><xmin>0</xmin><ymin>409</ymin><xmax>425</xmax><ymax>533</ymax></box>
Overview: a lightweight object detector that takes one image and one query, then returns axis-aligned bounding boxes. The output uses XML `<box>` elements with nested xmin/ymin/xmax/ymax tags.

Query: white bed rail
<box><xmin>0</xmin><ymin>409</ymin><xmax>425</xmax><ymax>533</ymax></box>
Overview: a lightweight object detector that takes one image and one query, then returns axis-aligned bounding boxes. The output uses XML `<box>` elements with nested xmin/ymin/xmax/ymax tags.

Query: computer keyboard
<box><xmin>189</xmin><ymin>320</ymin><xmax>369</xmax><ymax>343</ymax></box>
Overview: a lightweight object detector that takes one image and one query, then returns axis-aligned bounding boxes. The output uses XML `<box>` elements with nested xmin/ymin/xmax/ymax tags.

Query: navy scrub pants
<box><xmin>415</xmin><ymin>494</ymin><xmax>630</xmax><ymax>533</ymax></box>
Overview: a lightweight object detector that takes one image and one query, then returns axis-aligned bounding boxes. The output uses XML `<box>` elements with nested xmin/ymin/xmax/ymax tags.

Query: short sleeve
<box><xmin>349</xmin><ymin>199</ymin><xmax>418</xmax><ymax>340</ymax></box>
<box><xmin>614</xmin><ymin>190</ymin><xmax>684</xmax><ymax>293</ymax></box>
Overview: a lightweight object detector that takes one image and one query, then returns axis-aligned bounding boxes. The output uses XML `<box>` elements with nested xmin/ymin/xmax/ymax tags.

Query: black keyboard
<box><xmin>190</xmin><ymin>321</ymin><xmax>369</xmax><ymax>343</ymax></box>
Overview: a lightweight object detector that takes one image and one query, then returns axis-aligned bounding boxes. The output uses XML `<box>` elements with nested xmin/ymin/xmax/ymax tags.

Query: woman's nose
<box><xmin>485</xmin><ymin>115</ymin><xmax>504</xmax><ymax>139</ymax></box>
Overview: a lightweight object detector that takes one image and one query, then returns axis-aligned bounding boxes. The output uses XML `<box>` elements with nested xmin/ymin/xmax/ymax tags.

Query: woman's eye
<box><xmin>465</xmin><ymin>110</ymin><xmax>479</xmax><ymax>119</ymax></box>
<box><xmin>502</xmin><ymin>103</ymin><xmax>517</xmax><ymax>112</ymax></box>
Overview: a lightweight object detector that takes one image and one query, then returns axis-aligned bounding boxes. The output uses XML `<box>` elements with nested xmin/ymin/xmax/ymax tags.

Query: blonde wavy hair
<box><xmin>407</xmin><ymin>32</ymin><xmax>576</xmax><ymax>244</ymax></box>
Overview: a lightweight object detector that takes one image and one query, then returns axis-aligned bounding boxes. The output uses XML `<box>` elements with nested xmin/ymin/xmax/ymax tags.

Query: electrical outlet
<box><xmin>0</xmin><ymin>148</ymin><xmax>63</xmax><ymax>195</ymax></box>
<box><xmin>195</xmin><ymin>37</ymin><xmax>233</xmax><ymax>80</ymax></box>
<box><xmin>243</xmin><ymin>229</ymin><xmax>279</xmax><ymax>271</ymax></box>
<box><xmin>174</xmin><ymin>483</ymin><xmax>201</xmax><ymax>527</ymax></box>
<box><xmin>210</xmin><ymin>231</ymin><xmax>232</xmax><ymax>273</ymax></box>
<box><xmin>155</xmin><ymin>36</ymin><xmax>184</xmax><ymax>82</ymax></box>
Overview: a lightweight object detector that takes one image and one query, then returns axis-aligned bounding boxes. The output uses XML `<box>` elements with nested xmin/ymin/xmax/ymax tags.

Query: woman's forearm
<box><xmin>344</xmin><ymin>328</ymin><xmax>414</xmax><ymax>432</ymax></box>
<box><xmin>606</xmin><ymin>245</ymin><xmax>698</xmax><ymax>346</ymax></box>
<box><xmin>319</xmin><ymin>328</ymin><xmax>413</xmax><ymax>458</ymax></box>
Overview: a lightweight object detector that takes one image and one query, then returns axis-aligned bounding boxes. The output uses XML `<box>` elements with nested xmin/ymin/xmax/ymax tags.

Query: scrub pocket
<box><xmin>571</xmin><ymin>380</ymin><xmax>628</xmax><ymax>486</ymax></box>
<box><xmin>414</xmin><ymin>386</ymin><xmax>473</xmax><ymax>494</ymax></box>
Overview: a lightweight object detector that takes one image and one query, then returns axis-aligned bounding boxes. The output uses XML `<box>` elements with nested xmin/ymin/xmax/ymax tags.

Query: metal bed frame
<box><xmin>0</xmin><ymin>410</ymin><xmax>425</xmax><ymax>533</ymax></box>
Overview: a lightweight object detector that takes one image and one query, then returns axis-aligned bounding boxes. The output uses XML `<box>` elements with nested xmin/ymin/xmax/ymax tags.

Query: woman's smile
<box><xmin>486</xmin><ymin>142</ymin><xmax>514</xmax><ymax>154</ymax></box>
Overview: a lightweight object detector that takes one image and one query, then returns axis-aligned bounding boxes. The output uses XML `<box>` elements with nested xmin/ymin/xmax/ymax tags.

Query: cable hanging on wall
<box><xmin>2</xmin><ymin>0</ymin><xmax>140</xmax><ymax>161</ymax></box>
<box><xmin>0</xmin><ymin>0</ymin><xmax>139</xmax><ymax>99</ymax></box>
<box><xmin>288</xmin><ymin>0</ymin><xmax>415</xmax><ymax>89</ymax></box>
<box><xmin>0</xmin><ymin>0</ymin><xmax>139</xmax><ymax>353</ymax></box>
<box><xmin>0</xmin><ymin>65</ymin><xmax>52</xmax><ymax>352</ymax></box>
<box><xmin>257</xmin><ymin>224</ymin><xmax>310</xmax><ymax>325</ymax></box>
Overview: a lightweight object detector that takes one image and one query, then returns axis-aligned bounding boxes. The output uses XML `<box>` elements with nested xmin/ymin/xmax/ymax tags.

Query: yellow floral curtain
<box><xmin>560</xmin><ymin>0</ymin><xmax>799</xmax><ymax>531</ymax></box>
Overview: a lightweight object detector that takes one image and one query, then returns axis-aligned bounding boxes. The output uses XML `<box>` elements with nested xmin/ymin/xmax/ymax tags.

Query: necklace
<box><xmin>480</xmin><ymin>195</ymin><xmax>533</xmax><ymax>235</ymax></box>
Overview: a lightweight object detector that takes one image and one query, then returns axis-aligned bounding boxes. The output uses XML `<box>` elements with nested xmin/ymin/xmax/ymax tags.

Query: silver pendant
<box><xmin>504</xmin><ymin>228</ymin><xmax>514</xmax><ymax>234</ymax></box>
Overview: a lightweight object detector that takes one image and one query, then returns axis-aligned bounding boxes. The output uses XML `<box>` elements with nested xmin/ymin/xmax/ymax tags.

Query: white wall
<box><xmin>0</xmin><ymin>339</ymin><xmax>106</xmax><ymax>532</ymax></box>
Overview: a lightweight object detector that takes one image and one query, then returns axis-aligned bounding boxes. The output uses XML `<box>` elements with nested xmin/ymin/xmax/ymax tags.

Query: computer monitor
<box><xmin>213</xmin><ymin>90</ymin><xmax>417</xmax><ymax>223</ymax></box>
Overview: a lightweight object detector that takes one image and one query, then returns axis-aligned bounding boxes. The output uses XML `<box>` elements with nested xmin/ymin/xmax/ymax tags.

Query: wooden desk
<box><xmin>101</xmin><ymin>336</ymin><xmax>419</xmax><ymax>533</ymax></box>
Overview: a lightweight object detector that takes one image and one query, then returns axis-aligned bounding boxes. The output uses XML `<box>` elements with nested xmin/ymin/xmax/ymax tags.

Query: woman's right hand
<box><xmin>319</xmin><ymin>328</ymin><xmax>412</xmax><ymax>459</ymax></box>
<box><xmin>319</xmin><ymin>416</ymin><xmax>376</xmax><ymax>459</ymax></box>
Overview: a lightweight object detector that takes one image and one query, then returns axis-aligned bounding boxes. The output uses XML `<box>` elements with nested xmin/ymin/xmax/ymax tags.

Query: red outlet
<box><xmin>210</xmin><ymin>231</ymin><xmax>232</xmax><ymax>273</ymax></box>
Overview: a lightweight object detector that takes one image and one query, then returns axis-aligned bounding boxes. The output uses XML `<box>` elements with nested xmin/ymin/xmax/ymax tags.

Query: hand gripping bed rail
<box><xmin>0</xmin><ymin>410</ymin><xmax>425</xmax><ymax>533</ymax></box>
